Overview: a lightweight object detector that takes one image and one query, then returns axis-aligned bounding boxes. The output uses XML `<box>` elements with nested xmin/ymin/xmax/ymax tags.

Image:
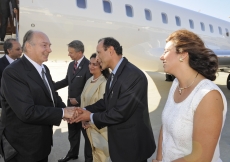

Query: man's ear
<box><xmin>25</xmin><ymin>42</ymin><xmax>31</xmax><ymax>51</ymax></box>
<box><xmin>7</xmin><ymin>49</ymin><xmax>11</xmax><ymax>54</ymax></box>
<box><xmin>109</xmin><ymin>46</ymin><xmax>114</xmax><ymax>56</ymax></box>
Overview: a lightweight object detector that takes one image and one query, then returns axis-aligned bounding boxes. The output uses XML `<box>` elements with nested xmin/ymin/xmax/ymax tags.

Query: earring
<box><xmin>179</xmin><ymin>58</ymin><xmax>183</xmax><ymax>62</ymax></box>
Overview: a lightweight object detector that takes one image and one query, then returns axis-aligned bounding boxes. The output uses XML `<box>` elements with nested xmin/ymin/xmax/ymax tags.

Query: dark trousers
<box><xmin>67</xmin><ymin>122</ymin><xmax>92</xmax><ymax>162</ymax></box>
<box><xmin>37</xmin><ymin>157</ymin><xmax>48</xmax><ymax>162</ymax></box>
<box><xmin>0</xmin><ymin>13</ymin><xmax>9</xmax><ymax>41</ymax></box>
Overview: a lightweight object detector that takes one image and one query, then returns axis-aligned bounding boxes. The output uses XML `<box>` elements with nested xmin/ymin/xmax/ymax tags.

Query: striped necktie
<box><xmin>73</xmin><ymin>61</ymin><xmax>78</xmax><ymax>74</ymax></box>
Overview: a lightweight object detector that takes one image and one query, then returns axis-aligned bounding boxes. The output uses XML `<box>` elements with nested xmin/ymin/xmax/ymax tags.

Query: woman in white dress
<box><xmin>81</xmin><ymin>53</ymin><xmax>110</xmax><ymax>162</ymax></box>
<box><xmin>153</xmin><ymin>30</ymin><xmax>227</xmax><ymax>162</ymax></box>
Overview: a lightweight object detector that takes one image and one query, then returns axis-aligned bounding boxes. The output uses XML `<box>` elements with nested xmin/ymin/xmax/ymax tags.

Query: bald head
<box><xmin>22</xmin><ymin>30</ymin><xmax>48</xmax><ymax>52</ymax></box>
<box><xmin>22</xmin><ymin>30</ymin><xmax>52</xmax><ymax>65</ymax></box>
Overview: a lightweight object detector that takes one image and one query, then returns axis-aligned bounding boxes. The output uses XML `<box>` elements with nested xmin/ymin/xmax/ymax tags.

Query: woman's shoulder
<box><xmin>196</xmin><ymin>79</ymin><xmax>220</xmax><ymax>92</ymax></box>
<box><xmin>191</xmin><ymin>79</ymin><xmax>227</xmax><ymax>110</ymax></box>
<box><xmin>99</xmin><ymin>75</ymin><xmax>107</xmax><ymax>83</ymax></box>
<box><xmin>86</xmin><ymin>76</ymin><xmax>93</xmax><ymax>84</ymax></box>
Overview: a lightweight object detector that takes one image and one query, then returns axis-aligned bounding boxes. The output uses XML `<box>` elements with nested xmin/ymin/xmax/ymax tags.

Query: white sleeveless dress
<box><xmin>162</xmin><ymin>78</ymin><xmax>227</xmax><ymax>162</ymax></box>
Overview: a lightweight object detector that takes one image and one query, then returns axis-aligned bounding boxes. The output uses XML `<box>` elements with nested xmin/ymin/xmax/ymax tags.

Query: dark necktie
<box><xmin>41</xmin><ymin>68</ymin><xmax>51</xmax><ymax>95</ymax></box>
<box><xmin>73</xmin><ymin>61</ymin><xmax>78</xmax><ymax>75</ymax></box>
<box><xmin>109</xmin><ymin>73</ymin><xmax>114</xmax><ymax>88</ymax></box>
<box><xmin>41</xmin><ymin>68</ymin><xmax>55</xmax><ymax>107</ymax></box>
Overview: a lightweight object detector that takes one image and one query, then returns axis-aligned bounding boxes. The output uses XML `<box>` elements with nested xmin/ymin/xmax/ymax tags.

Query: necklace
<box><xmin>178</xmin><ymin>73</ymin><xmax>199</xmax><ymax>95</ymax></box>
<box><xmin>91</xmin><ymin>75</ymin><xmax>101</xmax><ymax>82</ymax></box>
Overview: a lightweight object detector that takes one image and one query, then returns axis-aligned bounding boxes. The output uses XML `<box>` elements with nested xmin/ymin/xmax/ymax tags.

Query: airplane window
<box><xmin>161</xmin><ymin>13</ymin><xmax>168</xmax><ymax>24</ymax></box>
<box><xmin>209</xmin><ymin>24</ymin><xmax>214</xmax><ymax>33</ymax></box>
<box><xmin>175</xmin><ymin>16</ymin><xmax>181</xmax><ymax>26</ymax></box>
<box><xmin>189</xmin><ymin>19</ymin><xmax>194</xmax><ymax>29</ymax></box>
<box><xmin>226</xmin><ymin>28</ymin><xmax>229</xmax><ymax>37</ymax></box>
<box><xmin>218</xmin><ymin>27</ymin><xmax>222</xmax><ymax>35</ymax></box>
<box><xmin>145</xmin><ymin>9</ymin><xmax>152</xmax><ymax>21</ymax></box>
<box><xmin>76</xmin><ymin>0</ymin><xmax>86</xmax><ymax>8</ymax></box>
<box><xmin>125</xmin><ymin>5</ymin><xmax>133</xmax><ymax>17</ymax></box>
<box><xmin>103</xmin><ymin>0</ymin><xmax>112</xmax><ymax>13</ymax></box>
<box><xmin>200</xmin><ymin>22</ymin><xmax>205</xmax><ymax>31</ymax></box>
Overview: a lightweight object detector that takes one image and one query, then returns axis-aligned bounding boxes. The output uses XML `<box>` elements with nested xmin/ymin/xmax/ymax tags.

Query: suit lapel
<box><xmin>22</xmin><ymin>56</ymin><xmax>52</xmax><ymax>100</ymax></box>
<box><xmin>107</xmin><ymin>57</ymin><xmax>128</xmax><ymax>97</ymax></box>
<box><xmin>2</xmin><ymin>55</ymin><xmax>10</xmax><ymax>67</ymax></box>
<box><xmin>71</xmin><ymin>57</ymin><xmax>87</xmax><ymax>81</ymax></box>
<box><xmin>44</xmin><ymin>66</ymin><xmax>57</xmax><ymax>105</ymax></box>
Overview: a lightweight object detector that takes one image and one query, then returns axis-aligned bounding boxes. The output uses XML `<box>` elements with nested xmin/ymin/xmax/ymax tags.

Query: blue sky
<box><xmin>159</xmin><ymin>0</ymin><xmax>230</xmax><ymax>22</ymax></box>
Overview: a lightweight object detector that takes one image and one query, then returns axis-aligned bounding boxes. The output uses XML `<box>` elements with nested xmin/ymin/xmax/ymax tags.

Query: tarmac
<box><xmin>0</xmin><ymin>62</ymin><xmax>229</xmax><ymax>162</ymax></box>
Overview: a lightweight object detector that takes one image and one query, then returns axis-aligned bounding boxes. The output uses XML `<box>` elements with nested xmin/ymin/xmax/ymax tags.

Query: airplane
<box><xmin>4</xmin><ymin>0</ymin><xmax>230</xmax><ymax>88</ymax></box>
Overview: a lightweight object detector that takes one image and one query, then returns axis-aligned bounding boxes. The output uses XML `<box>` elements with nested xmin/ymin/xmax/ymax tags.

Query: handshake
<box><xmin>63</xmin><ymin>107</ymin><xmax>91</xmax><ymax>124</ymax></box>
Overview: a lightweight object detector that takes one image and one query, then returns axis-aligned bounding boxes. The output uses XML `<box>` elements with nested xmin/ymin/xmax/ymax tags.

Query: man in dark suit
<box><xmin>54</xmin><ymin>40</ymin><xmax>92</xmax><ymax>162</ymax></box>
<box><xmin>0</xmin><ymin>38</ymin><xmax>22</xmax><ymax>108</ymax></box>
<box><xmin>73</xmin><ymin>37</ymin><xmax>156</xmax><ymax>162</ymax></box>
<box><xmin>0</xmin><ymin>0</ymin><xmax>18</xmax><ymax>42</ymax></box>
<box><xmin>0</xmin><ymin>30</ymin><xmax>77</xmax><ymax>162</ymax></box>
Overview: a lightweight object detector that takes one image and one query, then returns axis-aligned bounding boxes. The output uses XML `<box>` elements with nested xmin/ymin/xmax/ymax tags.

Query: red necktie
<box><xmin>73</xmin><ymin>61</ymin><xmax>78</xmax><ymax>74</ymax></box>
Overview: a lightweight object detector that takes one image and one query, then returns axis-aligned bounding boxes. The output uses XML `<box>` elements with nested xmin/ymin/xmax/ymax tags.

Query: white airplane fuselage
<box><xmin>19</xmin><ymin>0</ymin><xmax>230</xmax><ymax>72</ymax></box>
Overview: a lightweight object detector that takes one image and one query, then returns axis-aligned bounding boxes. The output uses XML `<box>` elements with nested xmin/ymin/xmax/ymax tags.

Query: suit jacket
<box><xmin>54</xmin><ymin>56</ymin><xmax>91</xmax><ymax>106</ymax></box>
<box><xmin>0</xmin><ymin>55</ymin><xmax>65</xmax><ymax>161</ymax></box>
<box><xmin>86</xmin><ymin>57</ymin><xmax>156</xmax><ymax>162</ymax></box>
<box><xmin>0</xmin><ymin>55</ymin><xmax>10</xmax><ymax>107</ymax></box>
<box><xmin>0</xmin><ymin>0</ymin><xmax>17</xmax><ymax>15</ymax></box>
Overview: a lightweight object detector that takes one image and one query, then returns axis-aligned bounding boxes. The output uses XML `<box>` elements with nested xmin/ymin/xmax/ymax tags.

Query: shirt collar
<box><xmin>75</xmin><ymin>55</ymin><xmax>84</xmax><ymax>66</ymax></box>
<box><xmin>112</xmin><ymin>57</ymin><xmax>123</xmax><ymax>75</ymax></box>
<box><xmin>24</xmin><ymin>54</ymin><xmax>45</xmax><ymax>77</ymax></box>
<box><xmin>5</xmin><ymin>54</ymin><xmax>15</xmax><ymax>64</ymax></box>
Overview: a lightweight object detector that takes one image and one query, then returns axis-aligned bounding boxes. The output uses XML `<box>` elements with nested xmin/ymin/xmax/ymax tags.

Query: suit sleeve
<box><xmin>1</xmin><ymin>68</ymin><xmax>63</xmax><ymax>126</ymax></box>
<box><xmin>93</xmin><ymin>72</ymin><xmax>147</xmax><ymax>128</ymax></box>
<box><xmin>55</xmin><ymin>91</ymin><xmax>66</xmax><ymax>108</ymax></box>
<box><xmin>54</xmin><ymin>74</ymin><xmax>68</xmax><ymax>91</ymax></box>
<box><xmin>44</xmin><ymin>66</ymin><xmax>66</xmax><ymax>108</ymax></box>
<box><xmin>86</xmin><ymin>98</ymin><xmax>106</xmax><ymax>113</ymax></box>
<box><xmin>0</xmin><ymin>68</ymin><xmax>3</xmax><ymax>88</ymax></box>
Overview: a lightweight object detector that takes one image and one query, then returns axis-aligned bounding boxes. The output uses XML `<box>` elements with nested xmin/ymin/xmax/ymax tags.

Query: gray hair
<box><xmin>68</xmin><ymin>40</ymin><xmax>84</xmax><ymax>53</ymax></box>
<box><xmin>22</xmin><ymin>30</ymin><xmax>34</xmax><ymax>52</ymax></box>
<box><xmin>3</xmin><ymin>38</ymin><xmax>17</xmax><ymax>54</ymax></box>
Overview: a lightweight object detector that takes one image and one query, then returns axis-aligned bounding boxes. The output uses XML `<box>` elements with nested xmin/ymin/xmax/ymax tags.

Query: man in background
<box><xmin>0</xmin><ymin>0</ymin><xmax>18</xmax><ymax>42</ymax></box>
<box><xmin>54</xmin><ymin>40</ymin><xmax>92</xmax><ymax>162</ymax></box>
<box><xmin>0</xmin><ymin>38</ymin><xmax>22</xmax><ymax>108</ymax></box>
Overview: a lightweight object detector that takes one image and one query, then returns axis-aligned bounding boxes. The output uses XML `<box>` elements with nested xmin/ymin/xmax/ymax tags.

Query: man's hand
<box><xmin>69</xmin><ymin>98</ymin><xmax>78</xmax><ymax>105</ymax></box>
<box><xmin>63</xmin><ymin>107</ymin><xmax>77</xmax><ymax>121</ymax></box>
<box><xmin>69</xmin><ymin>107</ymin><xmax>91</xmax><ymax>123</ymax></box>
<box><xmin>13</xmin><ymin>8</ymin><xmax>18</xmax><ymax>14</ymax></box>
<box><xmin>82</xmin><ymin>121</ymin><xmax>90</xmax><ymax>129</ymax></box>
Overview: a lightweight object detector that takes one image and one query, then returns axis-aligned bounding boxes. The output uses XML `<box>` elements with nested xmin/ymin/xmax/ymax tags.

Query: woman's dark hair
<box><xmin>90</xmin><ymin>53</ymin><xmax>110</xmax><ymax>79</ymax></box>
<box><xmin>166</xmin><ymin>29</ymin><xmax>218</xmax><ymax>81</ymax></box>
